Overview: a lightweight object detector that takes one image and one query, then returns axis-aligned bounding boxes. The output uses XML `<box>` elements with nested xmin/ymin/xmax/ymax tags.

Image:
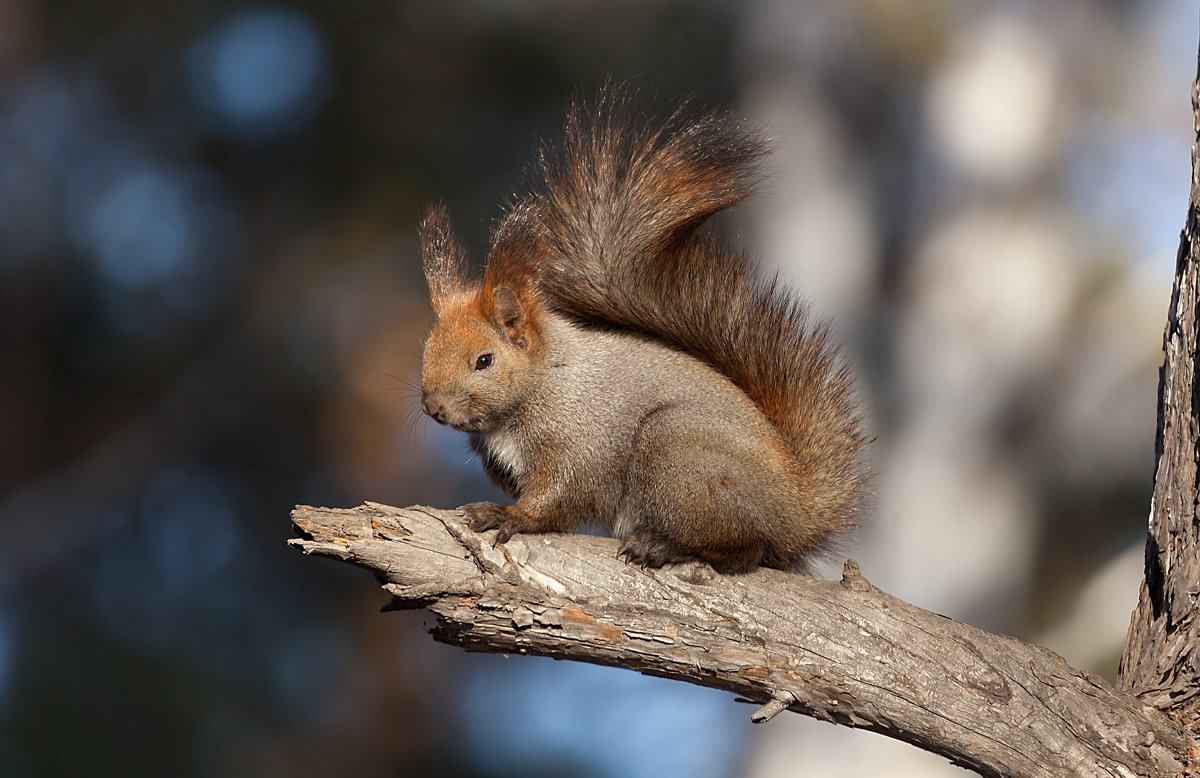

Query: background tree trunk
<box><xmin>1118</xmin><ymin>74</ymin><xmax>1200</xmax><ymax>746</ymax></box>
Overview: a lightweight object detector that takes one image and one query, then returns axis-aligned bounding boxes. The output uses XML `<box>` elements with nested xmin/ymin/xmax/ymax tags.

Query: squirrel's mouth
<box><xmin>422</xmin><ymin>394</ymin><xmax>485</xmax><ymax>432</ymax></box>
<box><xmin>450</xmin><ymin>416</ymin><xmax>487</xmax><ymax>433</ymax></box>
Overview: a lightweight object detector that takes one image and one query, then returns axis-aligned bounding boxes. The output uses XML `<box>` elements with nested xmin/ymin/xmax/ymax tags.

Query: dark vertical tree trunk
<box><xmin>1119</xmin><ymin>61</ymin><xmax>1200</xmax><ymax>742</ymax></box>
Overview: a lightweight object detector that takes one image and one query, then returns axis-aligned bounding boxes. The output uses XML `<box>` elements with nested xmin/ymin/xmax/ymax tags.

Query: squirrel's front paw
<box><xmin>461</xmin><ymin>502</ymin><xmax>524</xmax><ymax>544</ymax></box>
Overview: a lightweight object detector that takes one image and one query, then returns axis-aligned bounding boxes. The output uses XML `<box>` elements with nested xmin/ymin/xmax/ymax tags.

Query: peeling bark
<box><xmin>291</xmin><ymin>503</ymin><xmax>1188</xmax><ymax>778</ymax></box>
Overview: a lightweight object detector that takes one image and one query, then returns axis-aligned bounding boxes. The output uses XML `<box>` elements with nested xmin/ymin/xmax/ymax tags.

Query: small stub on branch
<box><xmin>840</xmin><ymin>558</ymin><xmax>871</xmax><ymax>592</ymax></box>
<box><xmin>751</xmin><ymin>691</ymin><xmax>797</xmax><ymax>723</ymax></box>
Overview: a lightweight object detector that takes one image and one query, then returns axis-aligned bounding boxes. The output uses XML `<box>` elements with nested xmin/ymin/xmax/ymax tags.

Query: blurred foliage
<box><xmin>1</xmin><ymin>2</ymin><xmax>754</xmax><ymax>776</ymax></box>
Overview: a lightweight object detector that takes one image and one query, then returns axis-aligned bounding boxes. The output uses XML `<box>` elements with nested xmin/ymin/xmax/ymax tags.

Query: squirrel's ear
<box><xmin>491</xmin><ymin>285</ymin><xmax>529</xmax><ymax>348</ymax></box>
<box><xmin>419</xmin><ymin>205</ymin><xmax>470</xmax><ymax>313</ymax></box>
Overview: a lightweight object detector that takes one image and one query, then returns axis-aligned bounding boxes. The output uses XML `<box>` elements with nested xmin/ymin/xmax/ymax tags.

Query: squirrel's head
<box><xmin>418</xmin><ymin>205</ymin><xmax>543</xmax><ymax>433</ymax></box>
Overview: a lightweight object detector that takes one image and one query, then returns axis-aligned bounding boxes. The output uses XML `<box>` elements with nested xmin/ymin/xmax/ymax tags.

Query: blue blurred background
<box><xmin>1</xmin><ymin>1</ymin><xmax>1195</xmax><ymax>776</ymax></box>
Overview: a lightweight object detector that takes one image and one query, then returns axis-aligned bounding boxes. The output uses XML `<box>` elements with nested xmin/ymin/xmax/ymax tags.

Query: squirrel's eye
<box><xmin>474</xmin><ymin>353</ymin><xmax>494</xmax><ymax>371</ymax></box>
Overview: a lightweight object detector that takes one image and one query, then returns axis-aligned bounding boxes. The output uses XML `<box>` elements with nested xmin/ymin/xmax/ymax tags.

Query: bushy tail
<box><xmin>536</xmin><ymin>87</ymin><xmax>765</xmax><ymax>271</ymax></box>
<box><xmin>534</xmin><ymin>89</ymin><xmax>868</xmax><ymax>527</ymax></box>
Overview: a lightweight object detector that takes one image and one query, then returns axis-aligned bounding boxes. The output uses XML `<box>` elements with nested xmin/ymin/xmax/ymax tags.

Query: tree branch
<box><xmin>290</xmin><ymin>502</ymin><xmax>1188</xmax><ymax>778</ymax></box>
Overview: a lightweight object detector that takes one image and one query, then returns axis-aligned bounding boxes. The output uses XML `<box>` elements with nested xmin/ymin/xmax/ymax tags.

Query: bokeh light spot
<box><xmin>140</xmin><ymin>466</ymin><xmax>241</xmax><ymax>597</ymax></box>
<box><xmin>189</xmin><ymin>7</ymin><xmax>329</xmax><ymax>142</ymax></box>
<box><xmin>87</xmin><ymin>166</ymin><xmax>192</xmax><ymax>291</ymax></box>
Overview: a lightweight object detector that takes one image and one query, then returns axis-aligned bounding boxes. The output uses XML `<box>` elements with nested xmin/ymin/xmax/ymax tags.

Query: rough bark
<box><xmin>291</xmin><ymin>503</ymin><xmax>1188</xmax><ymax>778</ymax></box>
<box><xmin>1119</xmin><ymin>67</ymin><xmax>1200</xmax><ymax>741</ymax></box>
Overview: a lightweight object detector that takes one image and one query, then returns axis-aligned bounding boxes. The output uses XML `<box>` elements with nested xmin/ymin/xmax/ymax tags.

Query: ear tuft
<box><xmin>491</xmin><ymin>285</ymin><xmax>528</xmax><ymax>348</ymax></box>
<box><xmin>419</xmin><ymin>205</ymin><xmax>470</xmax><ymax>312</ymax></box>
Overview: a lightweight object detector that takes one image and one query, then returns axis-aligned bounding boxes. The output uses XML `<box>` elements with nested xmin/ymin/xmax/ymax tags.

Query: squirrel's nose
<box><xmin>422</xmin><ymin>392</ymin><xmax>448</xmax><ymax>424</ymax></box>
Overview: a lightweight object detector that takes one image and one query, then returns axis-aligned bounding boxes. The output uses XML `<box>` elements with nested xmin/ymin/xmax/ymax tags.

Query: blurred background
<box><xmin>0</xmin><ymin>1</ymin><xmax>1194</xmax><ymax>776</ymax></box>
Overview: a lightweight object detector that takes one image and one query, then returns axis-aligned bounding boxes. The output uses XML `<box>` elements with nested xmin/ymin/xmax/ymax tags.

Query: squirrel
<box><xmin>418</xmin><ymin>90</ymin><xmax>867</xmax><ymax>574</ymax></box>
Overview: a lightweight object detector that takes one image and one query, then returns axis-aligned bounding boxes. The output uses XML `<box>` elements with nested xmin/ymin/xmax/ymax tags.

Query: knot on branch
<box><xmin>840</xmin><ymin>558</ymin><xmax>871</xmax><ymax>592</ymax></box>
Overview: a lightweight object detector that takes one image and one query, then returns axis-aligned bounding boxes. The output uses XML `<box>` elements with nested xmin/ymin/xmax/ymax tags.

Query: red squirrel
<box><xmin>418</xmin><ymin>91</ymin><xmax>868</xmax><ymax>574</ymax></box>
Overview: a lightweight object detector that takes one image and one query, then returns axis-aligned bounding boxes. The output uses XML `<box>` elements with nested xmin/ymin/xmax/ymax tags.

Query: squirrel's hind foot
<box><xmin>619</xmin><ymin>530</ymin><xmax>767</xmax><ymax>575</ymax></box>
<box><xmin>618</xmin><ymin>531</ymin><xmax>699</xmax><ymax>569</ymax></box>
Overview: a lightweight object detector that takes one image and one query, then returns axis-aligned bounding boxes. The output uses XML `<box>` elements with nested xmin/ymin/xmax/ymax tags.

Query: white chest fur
<box><xmin>483</xmin><ymin>427</ymin><xmax>527</xmax><ymax>480</ymax></box>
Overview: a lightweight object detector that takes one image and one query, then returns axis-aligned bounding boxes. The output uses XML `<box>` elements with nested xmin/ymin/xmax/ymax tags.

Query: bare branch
<box><xmin>291</xmin><ymin>503</ymin><xmax>1188</xmax><ymax>778</ymax></box>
